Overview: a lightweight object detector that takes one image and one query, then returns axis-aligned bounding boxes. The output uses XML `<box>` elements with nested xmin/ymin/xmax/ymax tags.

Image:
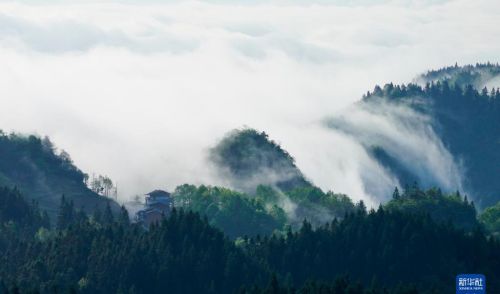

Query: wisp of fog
<box><xmin>0</xmin><ymin>0</ymin><xmax>498</xmax><ymax>205</ymax></box>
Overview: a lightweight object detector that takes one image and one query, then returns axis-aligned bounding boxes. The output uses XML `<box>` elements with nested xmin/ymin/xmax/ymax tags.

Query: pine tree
<box><xmin>56</xmin><ymin>195</ymin><xmax>75</xmax><ymax>230</ymax></box>
<box><xmin>42</xmin><ymin>211</ymin><xmax>51</xmax><ymax>229</ymax></box>
<box><xmin>92</xmin><ymin>206</ymin><xmax>102</xmax><ymax>224</ymax></box>
<box><xmin>356</xmin><ymin>200</ymin><xmax>367</xmax><ymax>214</ymax></box>
<box><xmin>103</xmin><ymin>202</ymin><xmax>114</xmax><ymax>225</ymax></box>
<box><xmin>118</xmin><ymin>205</ymin><xmax>130</xmax><ymax>226</ymax></box>
<box><xmin>392</xmin><ymin>187</ymin><xmax>400</xmax><ymax>200</ymax></box>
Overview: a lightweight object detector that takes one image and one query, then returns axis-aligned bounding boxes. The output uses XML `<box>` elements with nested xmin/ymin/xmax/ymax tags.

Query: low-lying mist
<box><xmin>324</xmin><ymin>98</ymin><xmax>465</xmax><ymax>204</ymax></box>
<box><xmin>0</xmin><ymin>0</ymin><xmax>498</xmax><ymax>205</ymax></box>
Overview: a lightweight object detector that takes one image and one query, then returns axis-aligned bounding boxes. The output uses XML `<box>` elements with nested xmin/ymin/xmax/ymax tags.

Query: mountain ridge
<box><xmin>357</xmin><ymin>64</ymin><xmax>500</xmax><ymax>206</ymax></box>
<box><xmin>0</xmin><ymin>131</ymin><xmax>120</xmax><ymax>221</ymax></box>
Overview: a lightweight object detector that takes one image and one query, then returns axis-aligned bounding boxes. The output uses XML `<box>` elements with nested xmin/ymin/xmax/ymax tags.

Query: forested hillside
<box><xmin>0</xmin><ymin>194</ymin><xmax>266</xmax><ymax>294</ymax></box>
<box><xmin>172</xmin><ymin>184</ymin><xmax>357</xmax><ymax>238</ymax></box>
<box><xmin>0</xmin><ymin>189</ymin><xmax>498</xmax><ymax>294</ymax></box>
<box><xmin>242</xmin><ymin>208</ymin><xmax>499</xmax><ymax>293</ymax></box>
<box><xmin>0</xmin><ymin>132</ymin><xmax>119</xmax><ymax>220</ymax></box>
<box><xmin>210</xmin><ymin>129</ymin><xmax>312</xmax><ymax>193</ymax></box>
<box><xmin>0</xmin><ymin>187</ymin><xmax>50</xmax><ymax>254</ymax></box>
<box><xmin>418</xmin><ymin>62</ymin><xmax>500</xmax><ymax>89</ymax></box>
<box><xmin>385</xmin><ymin>185</ymin><xmax>478</xmax><ymax>230</ymax></box>
<box><xmin>169</xmin><ymin>181</ymin><xmax>498</xmax><ymax>239</ymax></box>
<box><xmin>1</xmin><ymin>64</ymin><xmax>499</xmax><ymax>293</ymax></box>
<box><xmin>362</xmin><ymin>64</ymin><xmax>500</xmax><ymax>206</ymax></box>
<box><xmin>480</xmin><ymin>201</ymin><xmax>500</xmax><ymax>237</ymax></box>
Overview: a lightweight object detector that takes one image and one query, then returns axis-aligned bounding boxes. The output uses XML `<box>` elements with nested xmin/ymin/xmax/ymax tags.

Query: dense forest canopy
<box><xmin>0</xmin><ymin>132</ymin><xmax>119</xmax><ymax>220</ymax></box>
<box><xmin>242</xmin><ymin>208</ymin><xmax>499</xmax><ymax>293</ymax></box>
<box><xmin>0</xmin><ymin>187</ymin><xmax>498</xmax><ymax>294</ymax></box>
<box><xmin>0</xmin><ymin>187</ymin><xmax>50</xmax><ymax>254</ymax></box>
<box><xmin>0</xmin><ymin>63</ymin><xmax>499</xmax><ymax>293</ymax></box>
<box><xmin>384</xmin><ymin>185</ymin><xmax>478</xmax><ymax>230</ymax></box>
<box><xmin>172</xmin><ymin>184</ymin><xmax>286</xmax><ymax>238</ymax></box>
<box><xmin>479</xmin><ymin>201</ymin><xmax>500</xmax><ymax>237</ymax></box>
<box><xmin>0</xmin><ymin>192</ymin><xmax>266</xmax><ymax>294</ymax></box>
<box><xmin>418</xmin><ymin>62</ymin><xmax>500</xmax><ymax>89</ymax></box>
<box><xmin>172</xmin><ymin>184</ymin><xmax>357</xmax><ymax>238</ymax></box>
<box><xmin>362</xmin><ymin>64</ymin><xmax>500</xmax><ymax>207</ymax></box>
<box><xmin>209</xmin><ymin>129</ymin><xmax>312</xmax><ymax>193</ymax></box>
<box><xmin>203</xmin><ymin>128</ymin><xmax>362</xmax><ymax>237</ymax></box>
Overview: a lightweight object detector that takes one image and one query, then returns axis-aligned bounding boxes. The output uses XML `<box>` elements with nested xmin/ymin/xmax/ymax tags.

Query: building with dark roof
<box><xmin>136</xmin><ymin>189</ymin><xmax>173</xmax><ymax>227</ymax></box>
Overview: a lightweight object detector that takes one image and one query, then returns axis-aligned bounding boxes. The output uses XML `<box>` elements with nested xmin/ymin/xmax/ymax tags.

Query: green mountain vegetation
<box><xmin>172</xmin><ymin>184</ymin><xmax>286</xmax><ymax>238</ymax></box>
<box><xmin>384</xmin><ymin>185</ymin><xmax>478</xmax><ymax>230</ymax></box>
<box><xmin>0</xmin><ymin>187</ymin><xmax>50</xmax><ymax>252</ymax></box>
<box><xmin>363</xmin><ymin>64</ymin><xmax>500</xmax><ymax>207</ymax></box>
<box><xmin>243</xmin><ymin>208</ymin><xmax>499</xmax><ymax>293</ymax></box>
<box><xmin>1</xmin><ymin>63</ymin><xmax>499</xmax><ymax>293</ymax></box>
<box><xmin>0</xmin><ymin>131</ymin><xmax>119</xmax><ymax>220</ymax></box>
<box><xmin>240</xmin><ymin>276</ymin><xmax>422</xmax><ymax>294</ymax></box>
<box><xmin>172</xmin><ymin>184</ymin><xmax>358</xmax><ymax>238</ymax></box>
<box><xmin>479</xmin><ymin>201</ymin><xmax>500</xmax><ymax>237</ymax></box>
<box><xmin>0</xmin><ymin>193</ymin><xmax>265</xmax><ymax>293</ymax></box>
<box><xmin>202</xmin><ymin>128</ymin><xmax>360</xmax><ymax>237</ymax></box>
<box><xmin>167</xmin><ymin>182</ymin><xmax>500</xmax><ymax>239</ymax></box>
<box><xmin>418</xmin><ymin>62</ymin><xmax>500</xmax><ymax>89</ymax></box>
<box><xmin>0</xmin><ymin>188</ymin><xmax>498</xmax><ymax>293</ymax></box>
<box><xmin>209</xmin><ymin>129</ymin><xmax>312</xmax><ymax>193</ymax></box>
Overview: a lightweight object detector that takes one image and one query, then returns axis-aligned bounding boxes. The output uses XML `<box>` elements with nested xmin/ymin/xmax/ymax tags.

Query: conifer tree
<box><xmin>56</xmin><ymin>195</ymin><xmax>75</xmax><ymax>230</ymax></box>
<box><xmin>103</xmin><ymin>202</ymin><xmax>114</xmax><ymax>225</ymax></box>
<box><xmin>118</xmin><ymin>205</ymin><xmax>130</xmax><ymax>226</ymax></box>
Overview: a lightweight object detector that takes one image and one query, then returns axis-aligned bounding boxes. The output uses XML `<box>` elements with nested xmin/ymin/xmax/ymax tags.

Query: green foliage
<box><xmin>173</xmin><ymin>184</ymin><xmax>286</xmax><ymax>238</ymax></box>
<box><xmin>118</xmin><ymin>205</ymin><xmax>130</xmax><ymax>226</ymax></box>
<box><xmin>172</xmin><ymin>184</ymin><xmax>357</xmax><ymax>238</ymax></box>
<box><xmin>0</xmin><ymin>132</ymin><xmax>119</xmax><ymax>220</ymax></box>
<box><xmin>254</xmin><ymin>185</ymin><xmax>357</xmax><ymax>229</ymax></box>
<box><xmin>241</xmin><ymin>275</ymin><xmax>421</xmax><ymax>294</ymax></box>
<box><xmin>243</xmin><ymin>209</ymin><xmax>500</xmax><ymax>293</ymax></box>
<box><xmin>384</xmin><ymin>185</ymin><xmax>478</xmax><ymax>230</ymax></box>
<box><xmin>363</xmin><ymin>64</ymin><xmax>500</xmax><ymax>206</ymax></box>
<box><xmin>209</xmin><ymin>128</ymin><xmax>312</xmax><ymax>192</ymax></box>
<box><xmin>57</xmin><ymin>195</ymin><xmax>75</xmax><ymax>230</ymax></box>
<box><xmin>0</xmin><ymin>209</ymin><xmax>266</xmax><ymax>294</ymax></box>
<box><xmin>0</xmin><ymin>186</ymin><xmax>49</xmax><ymax>234</ymax></box>
<box><xmin>34</xmin><ymin>227</ymin><xmax>54</xmax><ymax>243</ymax></box>
<box><xmin>419</xmin><ymin>62</ymin><xmax>500</xmax><ymax>89</ymax></box>
<box><xmin>102</xmin><ymin>202</ymin><xmax>114</xmax><ymax>225</ymax></box>
<box><xmin>285</xmin><ymin>186</ymin><xmax>356</xmax><ymax>227</ymax></box>
<box><xmin>0</xmin><ymin>189</ymin><xmax>499</xmax><ymax>293</ymax></box>
<box><xmin>479</xmin><ymin>201</ymin><xmax>500</xmax><ymax>237</ymax></box>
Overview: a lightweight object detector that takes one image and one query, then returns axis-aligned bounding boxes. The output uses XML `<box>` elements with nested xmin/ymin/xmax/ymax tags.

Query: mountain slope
<box><xmin>1</xmin><ymin>198</ymin><xmax>498</xmax><ymax>293</ymax></box>
<box><xmin>209</xmin><ymin>128</ymin><xmax>312</xmax><ymax>193</ymax></box>
<box><xmin>417</xmin><ymin>62</ymin><xmax>500</xmax><ymax>89</ymax></box>
<box><xmin>0</xmin><ymin>132</ymin><xmax>119</xmax><ymax>220</ymax></box>
<box><xmin>384</xmin><ymin>185</ymin><xmax>478</xmax><ymax>230</ymax></box>
<box><xmin>358</xmin><ymin>64</ymin><xmax>500</xmax><ymax>206</ymax></box>
<box><xmin>172</xmin><ymin>183</ymin><xmax>357</xmax><ymax>238</ymax></box>
<box><xmin>480</xmin><ymin>201</ymin><xmax>500</xmax><ymax>237</ymax></box>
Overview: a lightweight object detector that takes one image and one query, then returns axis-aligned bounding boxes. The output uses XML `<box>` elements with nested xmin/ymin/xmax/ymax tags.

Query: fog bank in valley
<box><xmin>0</xmin><ymin>0</ymin><xmax>498</xmax><ymax>204</ymax></box>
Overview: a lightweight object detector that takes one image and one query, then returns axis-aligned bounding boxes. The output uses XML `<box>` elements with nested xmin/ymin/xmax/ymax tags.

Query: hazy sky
<box><xmin>0</xmin><ymin>0</ymin><xmax>499</xmax><ymax>204</ymax></box>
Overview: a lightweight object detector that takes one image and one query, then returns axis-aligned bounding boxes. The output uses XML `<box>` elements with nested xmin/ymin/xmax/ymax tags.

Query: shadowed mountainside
<box><xmin>359</xmin><ymin>64</ymin><xmax>500</xmax><ymax>206</ymax></box>
<box><xmin>209</xmin><ymin>128</ymin><xmax>312</xmax><ymax>193</ymax></box>
<box><xmin>0</xmin><ymin>132</ymin><xmax>119</xmax><ymax>220</ymax></box>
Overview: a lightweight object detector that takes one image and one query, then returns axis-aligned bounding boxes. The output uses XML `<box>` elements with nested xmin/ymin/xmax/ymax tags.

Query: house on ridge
<box><xmin>136</xmin><ymin>189</ymin><xmax>173</xmax><ymax>227</ymax></box>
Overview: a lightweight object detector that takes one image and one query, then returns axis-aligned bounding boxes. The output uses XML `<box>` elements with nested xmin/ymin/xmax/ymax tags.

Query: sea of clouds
<box><xmin>0</xmin><ymin>0</ymin><xmax>499</xmax><ymax>205</ymax></box>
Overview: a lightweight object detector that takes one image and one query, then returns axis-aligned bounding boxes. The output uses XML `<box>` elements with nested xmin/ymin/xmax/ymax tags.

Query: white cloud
<box><xmin>0</xmin><ymin>0</ymin><xmax>498</xmax><ymax>203</ymax></box>
<box><xmin>325</xmin><ymin>98</ymin><xmax>465</xmax><ymax>203</ymax></box>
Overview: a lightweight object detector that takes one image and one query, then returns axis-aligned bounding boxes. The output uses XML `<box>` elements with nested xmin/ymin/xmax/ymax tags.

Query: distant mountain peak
<box><xmin>357</xmin><ymin>63</ymin><xmax>500</xmax><ymax>206</ymax></box>
<box><xmin>209</xmin><ymin>128</ymin><xmax>312</xmax><ymax>193</ymax></box>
